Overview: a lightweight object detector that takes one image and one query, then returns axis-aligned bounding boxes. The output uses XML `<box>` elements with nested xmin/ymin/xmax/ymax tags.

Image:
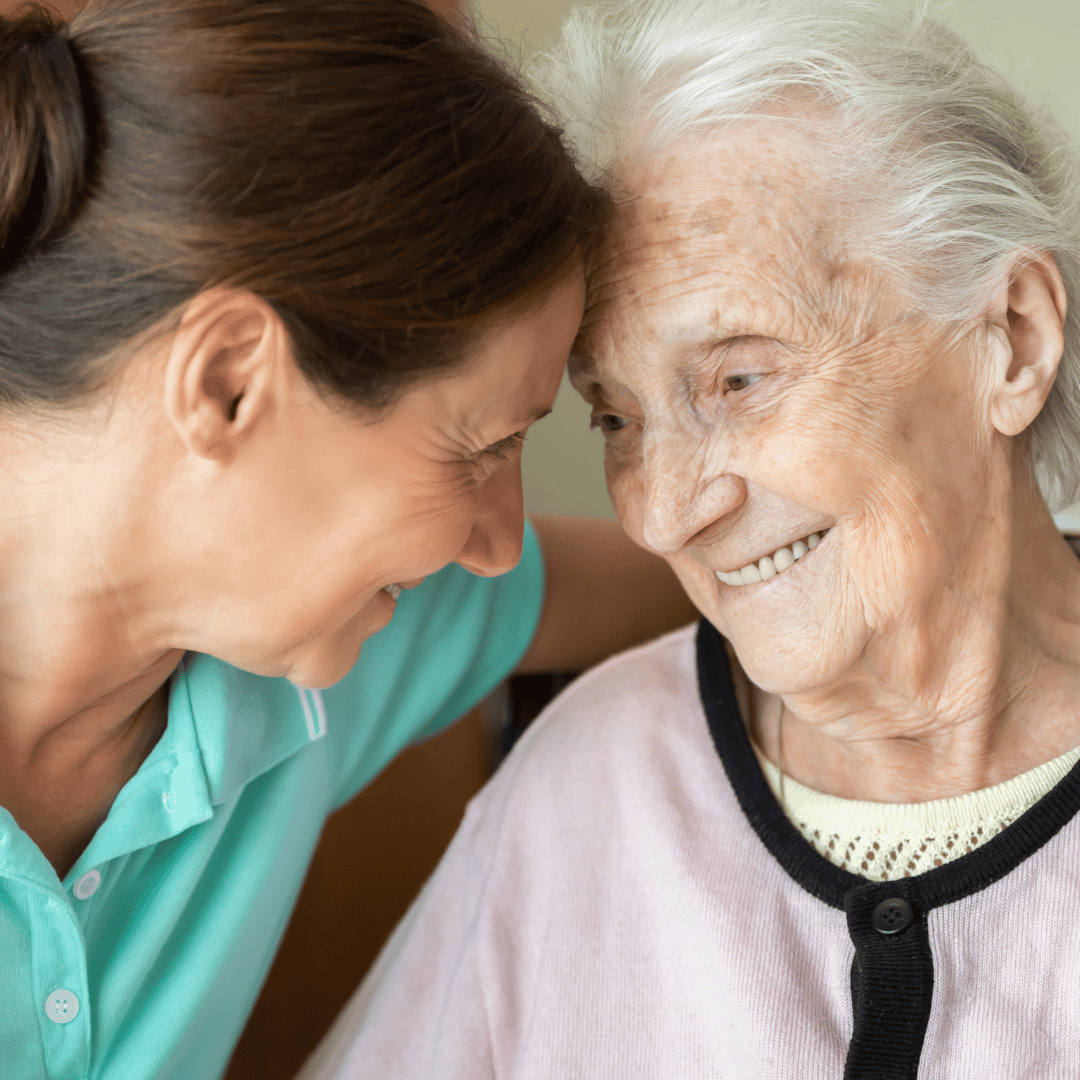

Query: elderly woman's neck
<box><xmin>742</xmin><ymin>499</ymin><xmax>1080</xmax><ymax>803</ymax></box>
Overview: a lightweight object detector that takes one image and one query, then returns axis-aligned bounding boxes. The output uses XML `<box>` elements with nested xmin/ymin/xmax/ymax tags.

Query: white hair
<box><xmin>528</xmin><ymin>0</ymin><xmax>1080</xmax><ymax>510</ymax></box>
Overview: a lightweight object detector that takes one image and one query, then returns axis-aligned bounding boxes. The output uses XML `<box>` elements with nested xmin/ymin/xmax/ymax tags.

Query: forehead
<box><xmin>582</xmin><ymin>124</ymin><xmax>864</xmax><ymax>372</ymax></box>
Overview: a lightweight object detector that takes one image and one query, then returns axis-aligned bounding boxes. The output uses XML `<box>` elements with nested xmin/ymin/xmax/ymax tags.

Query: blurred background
<box><xmin>2</xmin><ymin>0</ymin><xmax>1078</xmax><ymax>1076</ymax></box>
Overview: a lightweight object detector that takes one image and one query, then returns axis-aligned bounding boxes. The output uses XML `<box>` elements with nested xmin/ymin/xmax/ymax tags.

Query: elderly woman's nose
<box><xmin>639</xmin><ymin>440</ymin><xmax>746</xmax><ymax>554</ymax></box>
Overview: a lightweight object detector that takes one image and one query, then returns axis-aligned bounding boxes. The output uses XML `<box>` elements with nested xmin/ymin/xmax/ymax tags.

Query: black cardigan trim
<box><xmin>695</xmin><ymin>617</ymin><xmax>1080</xmax><ymax>911</ymax></box>
<box><xmin>695</xmin><ymin>617</ymin><xmax>1080</xmax><ymax>1080</ymax></box>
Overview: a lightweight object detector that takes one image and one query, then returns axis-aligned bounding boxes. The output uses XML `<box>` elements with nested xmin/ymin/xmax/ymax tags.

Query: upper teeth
<box><xmin>717</xmin><ymin>531</ymin><xmax>828</xmax><ymax>587</ymax></box>
<box><xmin>383</xmin><ymin>583</ymin><xmax>402</xmax><ymax>600</ymax></box>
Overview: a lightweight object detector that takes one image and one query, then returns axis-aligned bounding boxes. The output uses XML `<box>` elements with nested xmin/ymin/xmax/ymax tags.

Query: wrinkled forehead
<box><xmin>578</xmin><ymin>127</ymin><xmax>861</xmax><ymax>376</ymax></box>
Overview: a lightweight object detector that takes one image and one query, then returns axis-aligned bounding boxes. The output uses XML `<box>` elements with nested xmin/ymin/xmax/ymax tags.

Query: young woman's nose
<box><xmin>454</xmin><ymin>466</ymin><xmax>526</xmax><ymax>578</ymax></box>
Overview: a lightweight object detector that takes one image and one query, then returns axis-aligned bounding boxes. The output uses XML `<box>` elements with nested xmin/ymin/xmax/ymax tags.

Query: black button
<box><xmin>872</xmin><ymin>897</ymin><xmax>914</xmax><ymax>935</ymax></box>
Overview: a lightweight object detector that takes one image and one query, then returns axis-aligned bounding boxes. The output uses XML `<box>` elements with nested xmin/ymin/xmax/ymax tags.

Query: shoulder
<box><xmin>466</xmin><ymin>622</ymin><xmax>708</xmax><ymax>842</ymax></box>
<box><xmin>521</xmin><ymin>620</ymin><xmax>702</xmax><ymax>751</ymax></box>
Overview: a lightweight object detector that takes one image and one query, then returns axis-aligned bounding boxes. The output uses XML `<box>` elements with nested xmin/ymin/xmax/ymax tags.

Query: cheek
<box><xmin>840</xmin><ymin>498</ymin><xmax>951</xmax><ymax>631</ymax></box>
<box><xmin>605</xmin><ymin>451</ymin><xmax>646</xmax><ymax>539</ymax></box>
<box><xmin>668</xmin><ymin>552</ymin><xmax>716</xmax><ymax>613</ymax></box>
<box><xmin>394</xmin><ymin>494</ymin><xmax>476</xmax><ymax>562</ymax></box>
<box><xmin>337</xmin><ymin>480</ymin><xmax>477</xmax><ymax>588</ymax></box>
<box><xmin>748</xmin><ymin>372</ymin><xmax>918</xmax><ymax>522</ymax></box>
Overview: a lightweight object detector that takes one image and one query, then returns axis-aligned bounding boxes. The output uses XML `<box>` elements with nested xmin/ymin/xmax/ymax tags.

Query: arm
<box><xmin>515</xmin><ymin>514</ymin><xmax>698</xmax><ymax>675</ymax></box>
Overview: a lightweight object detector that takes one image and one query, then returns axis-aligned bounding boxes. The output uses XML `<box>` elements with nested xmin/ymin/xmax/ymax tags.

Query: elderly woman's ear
<box><xmin>984</xmin><ymin>252</ymin><xmax>1067</xmax><ymax>438</ymax></box>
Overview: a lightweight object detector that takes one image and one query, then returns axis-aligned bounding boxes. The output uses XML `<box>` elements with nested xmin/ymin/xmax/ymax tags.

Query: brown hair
<box><xmin>0</xmin><ymin>0</ymin><xmax>610</xmax><ymax>410</ymax></box>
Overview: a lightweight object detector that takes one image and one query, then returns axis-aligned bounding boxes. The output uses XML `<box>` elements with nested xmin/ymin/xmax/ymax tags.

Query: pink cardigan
<box><xmin>311</xmin><ymin>621</ymin><xmax>1080</xmax><ymax>1079</ymax></box>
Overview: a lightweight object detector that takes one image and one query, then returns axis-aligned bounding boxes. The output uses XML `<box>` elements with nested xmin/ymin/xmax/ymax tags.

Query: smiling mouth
<box><xmin>716</xmin><ymin>529</ymin><xmax>830</xmax><ymax>587</ymax></box>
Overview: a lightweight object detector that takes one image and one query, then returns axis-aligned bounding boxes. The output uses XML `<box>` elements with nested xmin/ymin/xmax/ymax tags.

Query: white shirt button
<box><xmin>73</xmin><ymin>869</ymin><xmax>101</xmax><ymax>900</ymax></box>
<box><xmin>45</xmin><ymin>989</ymin><xmax>79</xmax><ymax>1024</ymax></box>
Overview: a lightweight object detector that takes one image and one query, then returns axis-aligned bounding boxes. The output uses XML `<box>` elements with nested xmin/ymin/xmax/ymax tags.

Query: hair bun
<box><xmin>0</xmin><ymin>5</ymin><xmax>95</xmax><ymax>273</ymax></box>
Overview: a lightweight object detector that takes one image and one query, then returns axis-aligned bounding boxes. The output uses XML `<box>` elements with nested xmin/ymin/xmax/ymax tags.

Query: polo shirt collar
<box><xmin>60</xmin><ymin>652</ymin><xmax>326</xmax><ymax>887</ymax></box>
<box><xmin>0</xmin><ymin>666</ymin><xmax>216</xmax><ymax>893</ymax></box>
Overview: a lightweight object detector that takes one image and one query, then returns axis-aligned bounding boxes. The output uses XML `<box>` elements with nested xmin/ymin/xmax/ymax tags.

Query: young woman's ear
<box><xmin>986</xmin><ymin>252</ymin><xmax>1067</xmax><ymax>438</ymax></box>
<box><xmin>163</xmin><ymin>288</ymin><xmax>291</xmax><ymax>461</ymax></box>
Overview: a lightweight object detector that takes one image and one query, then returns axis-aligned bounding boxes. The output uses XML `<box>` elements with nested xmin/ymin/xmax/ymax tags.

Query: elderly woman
<box><xmin>300</xmin><ymin>0</ymin><xmax>1080</xmax><ymax>1077</ymax></box>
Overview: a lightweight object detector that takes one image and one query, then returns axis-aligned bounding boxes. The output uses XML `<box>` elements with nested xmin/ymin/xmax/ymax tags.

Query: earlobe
<box><xmin>987</xmin><ymin>253</ymin><xmax>1067</xmax><ymax>439</ymax></box>
<box><xmin>163</xmin><ymin>288</ymin><xmax>284</xmax><ymax>461</ymax></box>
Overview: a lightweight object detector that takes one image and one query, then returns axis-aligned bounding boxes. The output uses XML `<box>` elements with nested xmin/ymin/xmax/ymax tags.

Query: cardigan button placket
<box><xmin>844</xmin><ymin>886</ymin><xmax>933</xmax><ymax>1080</ymax></box>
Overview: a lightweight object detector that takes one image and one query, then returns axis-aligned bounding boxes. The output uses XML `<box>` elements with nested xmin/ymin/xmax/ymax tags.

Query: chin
<box><xmin>726</xmin><ymin>615</ymin><xmax>863</xmax><ymax>697</ymax></box>
<box><xmin>284</xmin><ymin>603</ymin><xmax>391</xmax><ymax>689</ymax></box>
<box><xmin>694</xmin><ymin>581</ymin><xmax>855</xmax><ymax>696</ymax></box>
<box><xmin>285</xmin><ymin>647</ymin><xmax>362</xmax><ymax>690</ymax></box>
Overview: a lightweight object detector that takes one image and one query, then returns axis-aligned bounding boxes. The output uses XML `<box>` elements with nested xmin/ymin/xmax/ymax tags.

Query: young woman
<box><xmin>0</xmin><ymin>2</ymin><xmax>694</xmax><ymax>1077</ymax></box>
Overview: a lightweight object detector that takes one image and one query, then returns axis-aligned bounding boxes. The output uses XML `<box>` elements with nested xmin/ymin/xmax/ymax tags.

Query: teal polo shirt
<box><xmin>0</xmin><ymin>524</ymin><xmax>544</xmax><ymax>1080</ymax></box>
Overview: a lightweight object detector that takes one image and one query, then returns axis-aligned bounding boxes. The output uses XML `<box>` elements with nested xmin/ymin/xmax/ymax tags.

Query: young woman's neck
<box><xmin>0</xmin><ymin>409</ymin><xmax>182</xmax><ymax>756</ymax></box>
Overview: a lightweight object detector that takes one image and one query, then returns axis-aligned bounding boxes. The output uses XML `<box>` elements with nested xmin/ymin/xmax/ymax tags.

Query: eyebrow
<box><xmin>478</xmin><ymin>405</ymin><xmax>553</xmax><ymax>453</ymax></box>
<box><xmin>572</xmin><ymin>328</ymin><xmax>765</xmax><ymax>371</ymax></box>
<box><xmin>568</xmin><ymin>332</ymin><xmax>744</xmax><ymax>381</ymax></box>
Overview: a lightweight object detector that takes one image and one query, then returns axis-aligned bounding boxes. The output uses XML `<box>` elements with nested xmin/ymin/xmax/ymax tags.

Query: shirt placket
<box><xmin>27</xmin><ymin>881</ymin><xmax>92</xmax><ymax>1080</ymax></box>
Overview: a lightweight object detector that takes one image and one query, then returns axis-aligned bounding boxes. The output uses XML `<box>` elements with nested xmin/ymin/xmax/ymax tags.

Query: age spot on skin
<box><xmin>689</xmin><ymin>198</ymin><xmax>735</xmax><ymax>237</ymax></box>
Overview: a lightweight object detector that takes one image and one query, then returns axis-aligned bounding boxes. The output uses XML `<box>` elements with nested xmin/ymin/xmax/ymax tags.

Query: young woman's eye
<box><xmin>485</xmin><ymin>431</ymin><xmax>526</xmax><ymax>460</ymax></box>
<box><xmin>723</xmin><ymin>373</ymin><xmax>763</xmax><ymax>393</ymax></box>
<box><xmin>590</xmin><ymin>413</ymin><xmax>628</xmax><ymax>434</ymax></box>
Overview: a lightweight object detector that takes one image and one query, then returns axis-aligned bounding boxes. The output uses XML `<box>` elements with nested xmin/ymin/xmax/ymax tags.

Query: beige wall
<box><xmin>475</xmin><ymin>0</ymin><xmax>1080</xmax><ymax>526</ymax></box>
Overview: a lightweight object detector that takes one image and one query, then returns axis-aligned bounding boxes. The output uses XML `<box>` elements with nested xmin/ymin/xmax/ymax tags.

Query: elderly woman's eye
<box><xmin>723</xmin><ymin>373</ymin><xmax>763</xmax><ymax>393</ymax></box>
<box><xmin>591</xmin><ymin>412</ymin><xmax>628</xmax><ymax>433</ymax></box>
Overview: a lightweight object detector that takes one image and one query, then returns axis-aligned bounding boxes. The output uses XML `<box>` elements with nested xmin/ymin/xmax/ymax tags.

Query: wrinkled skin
<box><xmin>572</xmin><ymin>123</ymin><xmax>1080</xmax><ymax>801</ymax></box>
